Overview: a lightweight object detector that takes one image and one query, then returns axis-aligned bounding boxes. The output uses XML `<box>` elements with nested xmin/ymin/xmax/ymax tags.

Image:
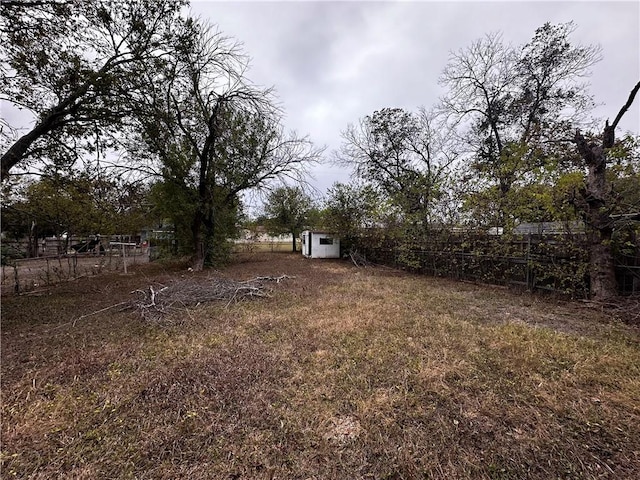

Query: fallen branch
<box><xmin>131</xmin><ymin>275</ymin><xmax>294</xmax><ymax>322</ymax></box>
<box><xmin>72</xmin><ymin>301</ymin><xmax>130</xmax><ymax>326</ymax></box>
<box><xmin>349</xmin><ymin>250</ymin><xmax>371</xmax><ymax>268</ymax></box>
<box><xmin>68</xmin><ymin>275</ymin><xmax>295</xmax><ymax>324</ymax></box>
<box><xmin>252</xmin><ymin>275</ymin><xmax>294</xmax><ymax>283</ymax></box>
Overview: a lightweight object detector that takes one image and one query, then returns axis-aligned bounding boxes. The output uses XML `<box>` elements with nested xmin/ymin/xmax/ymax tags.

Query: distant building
<box><xmin>512</xmin><ymin>221</ymin><xmax>584</xmax><ymax>235</ymax></box>
<box><xmin>235</xmin><ymin>226</ymin><xmax>290</xmax><ymax>244</ymax></box>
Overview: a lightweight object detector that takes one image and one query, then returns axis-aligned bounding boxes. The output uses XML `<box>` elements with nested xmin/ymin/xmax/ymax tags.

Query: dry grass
<box><xmin>2</xmin><ymin>253</ymin><xmax>639</xmax><ymax>479</ymax></box>
<box><xmin>232</xmin><ymin>242</ymin><xmax>296</xmax><ymax>254</ymax></box>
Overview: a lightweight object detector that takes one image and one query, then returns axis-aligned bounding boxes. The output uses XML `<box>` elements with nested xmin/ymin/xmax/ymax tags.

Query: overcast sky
<box><xmin>1</xmin><ymin>1</ymin><xmax>638</xmax><ymax>206</ymax></box>
<box><xmin>189</xmin><ymin>0</ymin><xmax>640</xmax><ymax>201</ymax></box>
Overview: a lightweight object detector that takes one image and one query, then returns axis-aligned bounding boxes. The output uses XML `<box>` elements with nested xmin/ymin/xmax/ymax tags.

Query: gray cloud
<box><xmin>191</xmin><ymin>1</ymin><xmax>638</xmax><ymax>195</ymax></box>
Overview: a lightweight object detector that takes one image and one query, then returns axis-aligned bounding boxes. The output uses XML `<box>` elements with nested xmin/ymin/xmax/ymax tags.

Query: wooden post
<box><xmin>526</xmin><ymin>234</ymin><xmax>532</xmax><ymax>291</ymax></box>
<box><xmin>13</xmin><ymin>264</ymin><xmax>19</xmax><ymax>294</ymax></box>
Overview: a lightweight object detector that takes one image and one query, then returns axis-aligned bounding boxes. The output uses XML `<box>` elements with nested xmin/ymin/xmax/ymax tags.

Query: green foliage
<box><xmin>303</xmin><ymin>206</ymin><xmax>325</xmax><ymax>231</ymax></box>
<box><xmin>148</xmin><ymin>180</ymin><xmax>194</xmax><ymax>257</ymax></box>
<box><xmin>459</xmin><ymin>132</ymin><xmax>638</xmax><ymax>231</ymax></box>
<box><xmin>607</xmin><ymin>134</ymin><xmax>640</xmax><ymax>215</ymax></box>
<box><xmin>2</xmin><ymin>173</ymin><xmax>149</xmax><ymax>239</ymax></box>
<box><xmin>322</xmin><ymin>181</ymin><xmax>407</xmax><ymax>253</ymax></box>
<box><xmin>339</xmin><ymin>108</ymin><xmax>453</xmax><ymax>225</ymax></box>
<box><xmin>148</xmin><ymin>177</ymin><xmax>242</xmax><ymax>263</ymax></box>
<box><xmin>357</xmin><ymin>229</ymin><xmax>592</xmax><ymax>298</ymax></box>
<box><xmin>1</xmin><ymin>0</ymin><xmax>187</xmax><ymax>179</ymax></box>
<box><xmin>262</xmin><ymin>186</ymin><xmax>312</xmax><ymax>251</ymax></box>
<box><xmin>1</xmin><ymin>244</ymin><xmax>24</xmax><ymax>266</ymax></box>
<box><xmin>1</xmin><ymin>172</ymin><xmax>150</xmax><ymax>260</ymax></box>
<box><xmin>323</xmin><ymin>182</ymin><xmax>377</xmax><ymax>235</ymax></box>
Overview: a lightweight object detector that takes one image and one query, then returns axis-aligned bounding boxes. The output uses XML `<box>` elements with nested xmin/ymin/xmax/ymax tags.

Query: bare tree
<box><xmin>338</xmin><ymin>107</ymin><xmax>455</xmax><ymax>225</ymax></box>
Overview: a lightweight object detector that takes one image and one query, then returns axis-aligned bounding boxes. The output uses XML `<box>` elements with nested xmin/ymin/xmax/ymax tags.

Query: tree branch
<box><xmin>602</xmin><ymin>80</ymin><xmax>640</xmax><ymax>149</ymax></box>
<box><xmin>610</xmin><ymin>80</ymin><xmax>640</xmax><ymax>131</ymax></box>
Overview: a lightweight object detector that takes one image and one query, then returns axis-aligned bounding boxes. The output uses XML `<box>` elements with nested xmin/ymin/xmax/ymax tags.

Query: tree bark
<box><xmin>291</xmin><ymin>231</ymin><xmax>297</xmax><ymax>252</ymax></box>
<box><xmin>588</xmin><ymin>228</ymin><xmax>617</xmax><ymax>301</ymax></box>
<box><xmin>191</xmin><ymin>211</ymin><xmax>205</xmax><ymax>271</ymax></box>
<box><xmin>572</xmin><ymin>81</ymin><xmax>640</xmax><ymax>301</ymax></box>
<box><xmin>1</xmin><ymin>109</ymin><xmax>69</xmax><ymax>181</ymax></box>
<box><xmin>574</xmin><ymin>130</ymin><xmax>618</xmax><ymax>300</ymax></box>
<box><xmin>190</xmin><ymin>98</ymin><xmax>225</xmax><ymax>270</ymax></box>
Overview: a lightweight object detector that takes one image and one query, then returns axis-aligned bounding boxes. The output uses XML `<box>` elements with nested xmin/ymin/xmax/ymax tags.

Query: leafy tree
<box><xmin>135</xmin><ymin>21</ymin><xmax>322</xmax><ymax>268</ymax></box>
<box><xmin>338</xmin><ymin>107</ymin><xmax>454</xmax><ymax>226</ymax></box>
<box><xmin>1</xmin><ymin>171</ymin><xmax>149</xmax><ymax>256</ymax></box>
<box><xmin>1</xmin><ymin>0</ymin><xmax>187</xmax><ymax>180</ymax></box>
<box><xmin>263</xmin><ymin>186</ymin><xmax>312</xmax><ymax>252</ymax></box>
<box><xmin>17</xmin><ymin>175</ymin><xmax>101</xmax><ymax>254</ymax></box>
<box><xmin>440</xmin><ymin>22</ymin><xmax>601</xmax><ymax>227</ymax></box>
<box><xmin>323</xmin><ymin>182</ymin><xmax>382</xmax><ymax>243</ymax></box>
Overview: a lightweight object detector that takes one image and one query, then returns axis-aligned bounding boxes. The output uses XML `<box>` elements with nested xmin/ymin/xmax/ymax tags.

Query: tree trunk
<box><xmin>28</xmin><ymin>221</ymin><xmax>37</xmax><ymax>258</ymax></box>
<box><xmin>291</xmin><ymin>231</ymin><xmax>297</xmax><ymax>252</ymax></box>
<box><xmin>191</xmin><ymin>209</ymin><xmax>205</xmax><ymax>271</ymax></box>
<box><xmin>574</xmin><ymin>132</ymin><xmax>618</xmax><ymax>301</ymax></box>
<box><xmin>191</xmin><ymin>204</ymin><xmax>217</xmax><ymax>270</ymax></box>
<box><xmin>202</xmin><ymin>206</ymin><xmax>216</xmax><ymax>267</ymax></box>
<box><xmin>588</xmin><ymin>228</ymin><xmax>617</xmax><ymax>300</ymax></box>
<box><xmin>571</xmin><ymin>81</ymin><xmax>640</xmax><ymax>301</ymax></box>
<box><xmin>190</xmin><ymin>98</ymin><xmax>225</xmax><ymax>270</ymax></box>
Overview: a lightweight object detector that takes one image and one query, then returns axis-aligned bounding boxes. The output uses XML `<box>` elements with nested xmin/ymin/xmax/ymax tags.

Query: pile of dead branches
<box><xmin>130</xmin><ymin>275</ymin><xmax>293</xmax><ymax>322</ymax></box>
<box><xmin>348</xmin><ymin>249</ymin><xmax>371</xmax><ymax>268</ymax></box>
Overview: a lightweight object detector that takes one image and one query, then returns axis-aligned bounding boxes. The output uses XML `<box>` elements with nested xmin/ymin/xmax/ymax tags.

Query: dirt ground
<box><xmin>0</xmin><ymin>252</ymin><xmax>149</xmax><ymax>295</ymax></box>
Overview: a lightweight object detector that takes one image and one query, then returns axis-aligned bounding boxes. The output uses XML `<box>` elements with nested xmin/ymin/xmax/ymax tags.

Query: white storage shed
<box><xmin>301</xmin><ymin>230</ymin><xmax>340</xmax><ymax>259</ymax></box>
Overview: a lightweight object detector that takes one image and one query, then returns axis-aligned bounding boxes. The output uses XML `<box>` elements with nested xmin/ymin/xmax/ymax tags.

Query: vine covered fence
<box><xmin>355</xmin><ymin>230</ymin><xmax>639</xmax><ymax>299</ymax></box>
